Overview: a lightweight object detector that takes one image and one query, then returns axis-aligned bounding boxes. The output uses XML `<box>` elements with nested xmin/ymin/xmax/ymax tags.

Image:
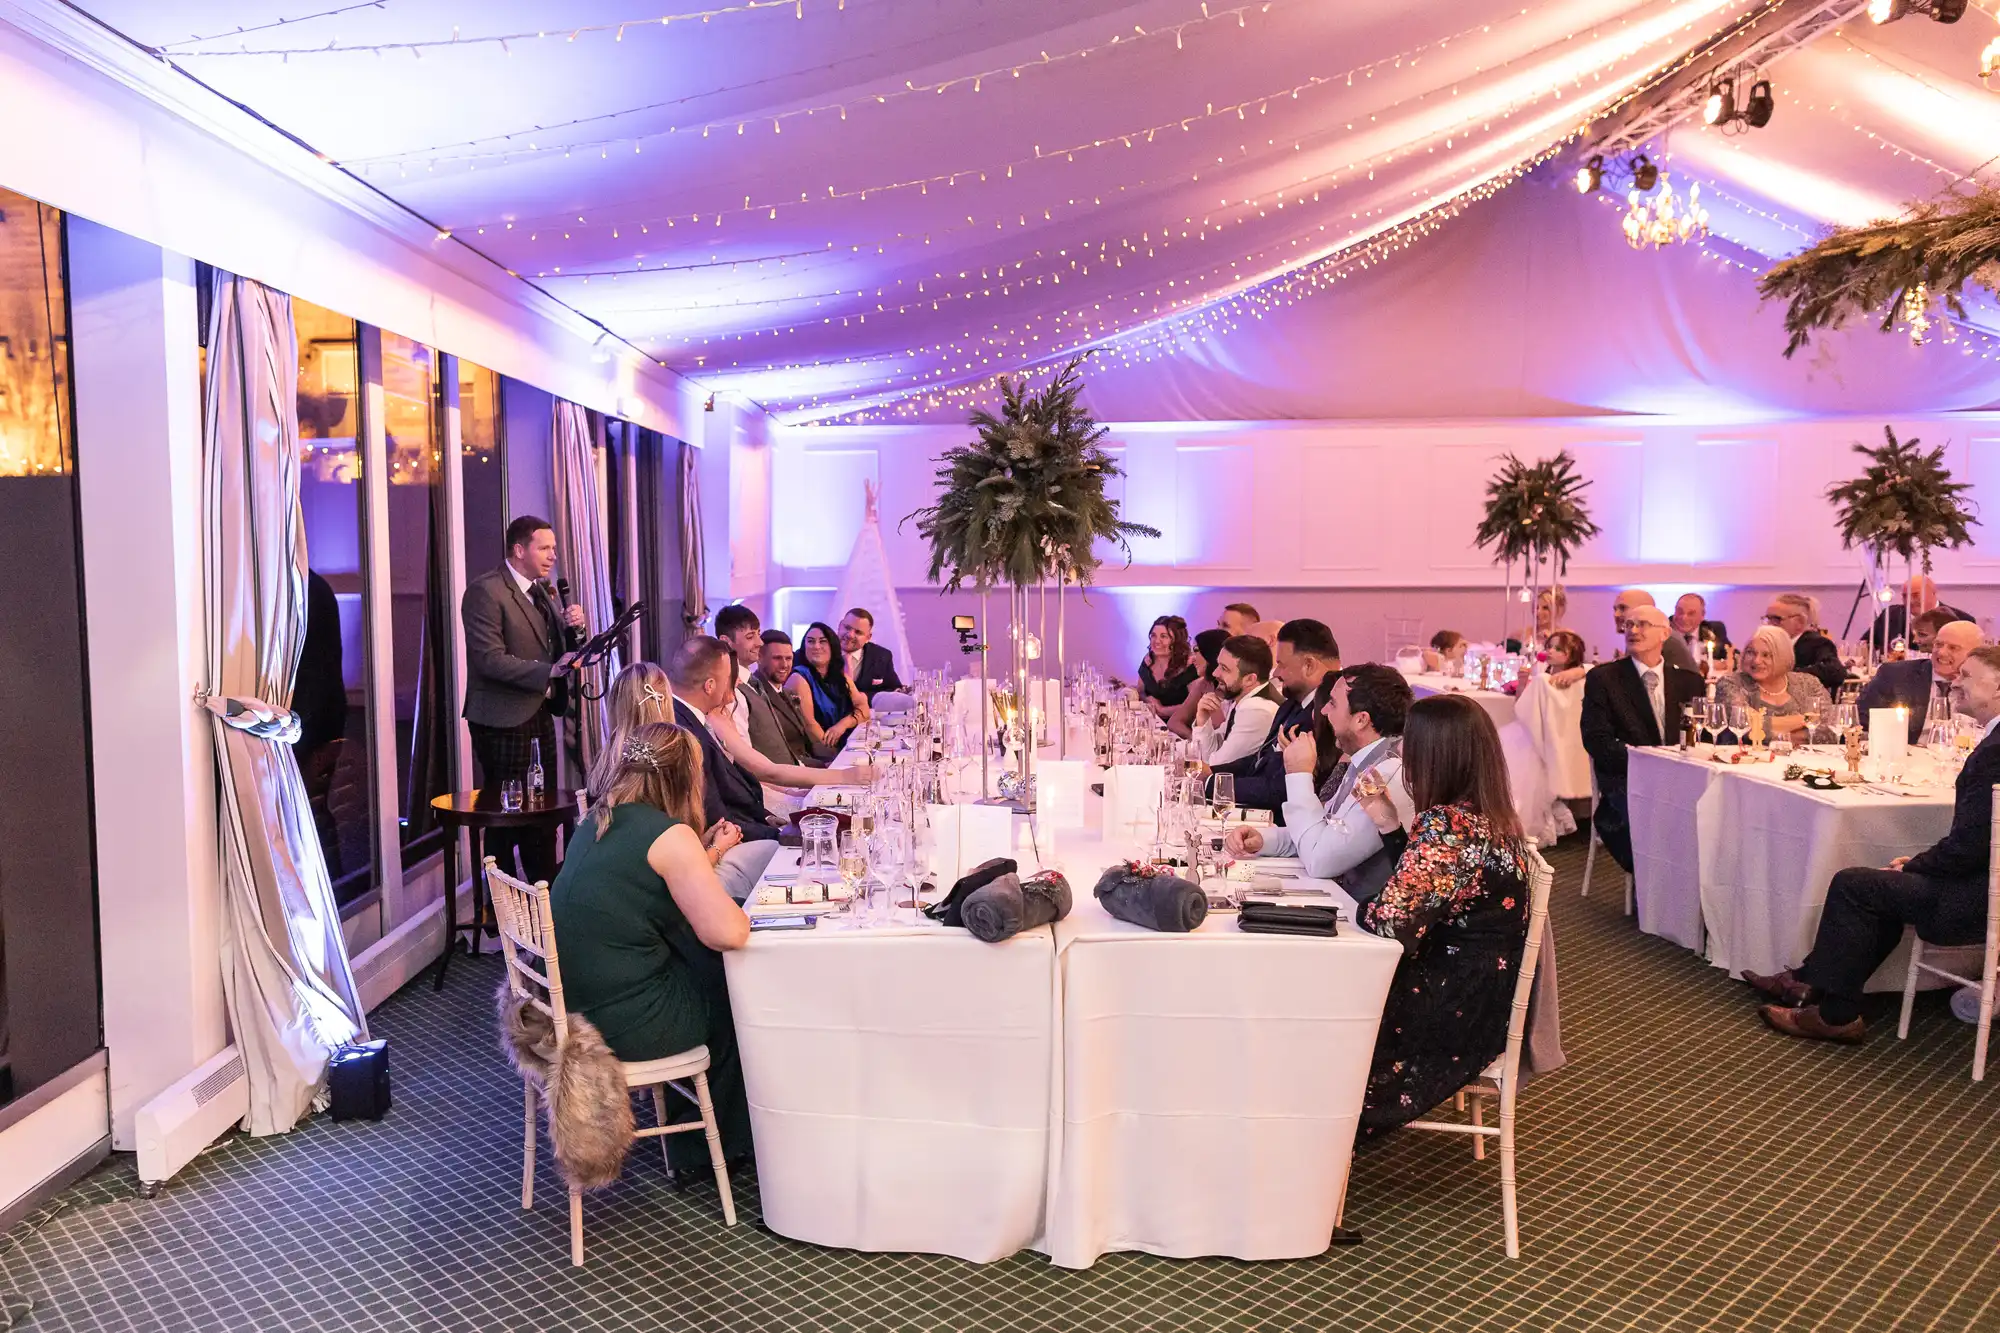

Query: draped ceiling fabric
<box><xmin>84</xmin><ymin>2</ymin><xmax>2000</xmax><ymax>423</ymax></box>
<box><xmin>552</xmin><ymin>400</ymin><xmax>620</xmax><ymax>778</ymax></box>
<box><xmin>679</xmin><ymin>442</ymin><xmax>709</xmax><ymax>632</ymax></box>
<box><xmin>202</xmin><ymin>271</ymin><xmax>368</xmax><ymax>1137</ymax></box>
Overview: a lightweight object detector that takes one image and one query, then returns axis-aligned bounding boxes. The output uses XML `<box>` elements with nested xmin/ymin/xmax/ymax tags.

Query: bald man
<box><xmin>1613</xmin><ymin>589</ymin><xmax>1701</xmax><ymax>675</ymax></box>
<box><xmin>1859</xmin><ymin>619</ymin><xmax>1984</xmax><ymax>743</ymax></box>
<box><xmin>1871</xmin><ymin>574</ymin><xmax>1972</xmax><ymax>650</ymax></box>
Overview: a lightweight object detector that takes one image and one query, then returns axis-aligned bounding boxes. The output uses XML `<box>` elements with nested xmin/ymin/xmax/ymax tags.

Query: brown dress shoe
<box><xmin>1760</xmin><ymin>1004</ymin><xmax>1866</xmax><ymax>1044</ymax></box>
<box><xmin>1742</xmin><ymin>968</ymin><xmax>1810</xmax><ymax>1005</ymax></box>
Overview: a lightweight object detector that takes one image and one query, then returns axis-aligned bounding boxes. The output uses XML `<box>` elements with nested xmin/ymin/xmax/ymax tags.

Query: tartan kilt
<box><xmin>469</xmin><ymin>712</ymin><xmax>558</xmax><ymax>791</ymax></box>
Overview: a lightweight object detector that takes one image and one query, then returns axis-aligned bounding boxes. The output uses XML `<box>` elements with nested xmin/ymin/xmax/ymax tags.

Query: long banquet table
<box><xmin>1628</xmin><ymin>746</ymin><xmax>1959</xmax><ymax>987</ymax></box>
<box><xmin>723</xmin><ymin>776</ymin><xmax>1403</xmax><ymax>1268</ymax></box>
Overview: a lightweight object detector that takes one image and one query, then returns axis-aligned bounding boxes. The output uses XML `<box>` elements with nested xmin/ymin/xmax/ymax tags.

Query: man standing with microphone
<box><xmin>462</xmin><ymin>515</ymin><xmax>587</xmax><ymax>880</ymax></box>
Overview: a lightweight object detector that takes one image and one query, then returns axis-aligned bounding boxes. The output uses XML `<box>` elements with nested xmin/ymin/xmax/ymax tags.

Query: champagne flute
<box><xmin>1212</xmin><ymin>772</ymin><xmax>1236</xmax><ymax>829</ymax></box>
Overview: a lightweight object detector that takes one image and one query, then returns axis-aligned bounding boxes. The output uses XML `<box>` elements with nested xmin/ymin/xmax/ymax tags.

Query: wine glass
<box><xmin>1726</xmin><ymin>702</ymin><xmax>1750</xmax><ymax>750</ymax></box>
<box><xmin>1212</xmin><ymin>772</ymin><xmax>1236</xmax><ymax>828</ymax></box>
<box><xmin>1686</xmin><ymin>697</ymin><xmax>1710</xmax><ymax>749</ymax></box>
<box><xmin>1799</xmin><ymin>699</ymin><xmax>1823</xmax><ymax>750</ymax></box>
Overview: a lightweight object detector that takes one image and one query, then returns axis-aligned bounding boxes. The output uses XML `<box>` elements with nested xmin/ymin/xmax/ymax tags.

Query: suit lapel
<box><xmin>1622</xmin><ymin>658</ymin><xmax>1661</xmax><ymax>746</ymax></box>
<box><xmin>497</xmin><ymin>568</ymin><xmax>551</xmax><ymax>654</ymax></box>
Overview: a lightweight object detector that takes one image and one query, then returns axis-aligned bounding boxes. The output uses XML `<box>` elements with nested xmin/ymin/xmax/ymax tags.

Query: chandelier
<box><xmin>1621</xmin><ymin>177</ymin><xmax>1709</xmax><ymax>249</ymax></box>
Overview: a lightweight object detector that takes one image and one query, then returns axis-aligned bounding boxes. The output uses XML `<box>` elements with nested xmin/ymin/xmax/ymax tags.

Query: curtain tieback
<box><xmin>196</xmin><ymin>687</ymin><xmax>302</xmax><ymax>743</ymax></box>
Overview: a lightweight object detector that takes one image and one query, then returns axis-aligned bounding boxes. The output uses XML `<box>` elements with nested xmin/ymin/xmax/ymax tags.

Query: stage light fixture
<box><xmin>1868</xmin><ymin>0</ymin><xmax>1906</xmax><ymax>22</ymax></box>
<box><xmin>1630</xmin><ymin>154</ymin><xmax>1659</xmax><ymax>192</ymax></box>
<box><xmin>1703</xmin><ymin>78</ymin><xmax>1737</xmax><ymax>126</ymax></box>
<box><xmin>1743</xmin><ymin>80</ymin><xmax>1774</xmax><ymax>127</ymax></box>
<box><xmin>1576</xmin><ymin>155</ymin><xmax>1604</xmax><ymax>194</ymax></box>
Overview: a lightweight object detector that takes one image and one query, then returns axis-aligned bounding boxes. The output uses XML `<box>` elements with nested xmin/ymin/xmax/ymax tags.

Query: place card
<box><xmin>1037</xmin><ymin>758</ymin><xmax>1089</xmax><ymax>829</ymax></box>
<box><xmin>1104</xmin><ymin>764</ymin><xmax>1165</xmax><ymax>845</ymax></box>
<box><xmin>926</xmin><ymin>802</ymin><xmax>1014</xmax><ymax>884</ymax></box>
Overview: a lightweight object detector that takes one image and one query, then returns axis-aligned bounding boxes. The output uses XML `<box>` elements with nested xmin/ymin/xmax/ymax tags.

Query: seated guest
<box><xmin>1216</xmin><ymin>602</ymin><xmax>1260</xmax><ymax>637</ymax></box>
<box><xmin>1581</xmin><ymin>605</ymin><xmax>1703</xmax><ymax>873</ymax></box>
<box><xmin>788</xmin><ymin>622</ymin><xmax>867</xmax><ymax>754</ymax></box>
<box><xmin>1137</xmin><ymin>615</ymin><xmax>1198</xmax><ymax>720</ymax></box>
<box><xmin>1746</xmin><ymin>645</ymin><xmax>2000</xmax><ymax>1042</ymax></box>
<box><xmin>549</xmin><ymin>721</ymin><xmax>753</xmax><ymax>1176</ymax></box>
<box><xmin>1871</xmin><ymin>575</ymin><xmax>1973</xmax><ymax>651</ymax></box>
<box><xmin>1210</xmin><ymin>618</ymin><xmax>1342</xmax><ymax>815</ymax></box>
<box><xmin>713</xmin><ymin>603</ymin><xmax>765</xmax><ymax>742</ymax></box>
<box><xmin>1250</xmin><ymin>620</ymin><xmax>1283</xmax><ymax>649</ymax></box>
<box><xmin>1906</xmin><ymin>606</ymin><xmax>1966</xmax><ymax>656</ymax></box>
<box><xmin>1190</xmin><ymin>634</ymin><xmax>1281</xmax><ymax>766</ymax></box>
<box><xmin>1765</xmin><ymin>592</ymin><xmax>1849</xmax><ymax>696</ymax></box>
<box><xmin>1166</xmin><ymin>628</ymin><xmax>1228</xmax><ymax>740</ymax></box>
<box><xmin>1713</xmin><ymin>625</ymin><xmax>1833</xmax><ymax>745</ymax></box>
<box><xmin>1349</xmin><ymin>693</ymin><xmax>1532</xmax><ymax>1136</ymax></box>
<box><xmin>837</xmin><ymin>607</ymin><xmax>908</xmax><ymax>708</ymax></box>
<box><xmin>1423</xmin><ymin>630</ymin><xmax>1467</xmax><ymax>673</ymax></box>
<box><xmin>1613</xmin><ymin>589</ymin><xmax>1701</xmax><ymax>675</ymax></box>
<box><xmin>586</xmin><ymin>661</ymin><xmax>674</xmax><ymax>807</ymax></box>
<box><xmin>1225</xmin><ymin>664</ymin><xmax>1414</xmax><ymax>899</ymax></box>
<box><xmin>741</xmin><ymin>631</ymin><xmax>833</xmax><ymax>764</ymax></box>
<box><xmin>1513</xmin><ymin>585</ymin><xmax>1567</xmax><ymax>648</ymax></box>
<box><xmin>1671</xmin><ymin>591</ymin><xmax>1729</xmax><ymax>665</ymax></box>
<box><xmin>703</xmin><ymin>658</ymin><xmax>873</xmax><ymax>805</ymax></box>
<box><xmin>1524</xmin><ymin>628</ymin><xmax>1589</xmax><ymax>693</ymax></box>
<box><xmin>1859</xmin><ymin>619</ymin><xmax>1983</xmax><ymax>743</ymax></box>
<box><xmin>668</xmin><ymin>640</ymin><xmax>783</xmax><ymax>901</ymax></box>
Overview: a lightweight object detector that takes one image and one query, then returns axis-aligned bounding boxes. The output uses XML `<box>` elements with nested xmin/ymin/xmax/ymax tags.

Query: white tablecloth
<box><xmin>724</xmin><ymin>924</ymin><xmax>1056</xmax><ymax>1262</ymax></box>
<box><xmin>1629</xmin><ymin>748</ymin><xmax>1958</xmax><ymax>986</ymax></box>
<box><xmin>1406</xmin><ymin>674</ymin><xmax>1517</xmax><ymax>727</ymax></box>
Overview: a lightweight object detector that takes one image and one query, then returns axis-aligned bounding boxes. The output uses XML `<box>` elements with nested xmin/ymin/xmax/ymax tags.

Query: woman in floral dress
<box><xmin>1352</xmin><ymin>693</ymin><xmax>1531</xmax><ymax>1136</ymax></box>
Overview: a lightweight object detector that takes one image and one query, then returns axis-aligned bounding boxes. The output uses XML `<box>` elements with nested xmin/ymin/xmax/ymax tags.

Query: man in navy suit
<box><xmin>1747</xmin><ymin>645</ymin><xmax>2000</xmax><ymax>1043</ymax></box>
<box><xmin>837</xmin><ymin>607</ymin><xmax>906</xmax><ymax>702</ymax></box>
<box><xmin>1857</xmin><ymin>620</ymin><xmax>1983</xmax><ymax>744</ymax></box>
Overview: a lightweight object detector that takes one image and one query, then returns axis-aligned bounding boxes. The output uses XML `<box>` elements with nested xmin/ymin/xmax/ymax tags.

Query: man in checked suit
<box><xmin>1580</xmin><ymin>604</ymin><xmax>1704</xmax><ymax>875</ymax></box>
<box><xmin>462</xmin><ymin>515</ymin><xmax>587</xmax><ymax>879</ymax></box>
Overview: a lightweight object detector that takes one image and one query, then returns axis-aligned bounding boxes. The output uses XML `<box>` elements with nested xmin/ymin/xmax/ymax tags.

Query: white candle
<box><xmin>1868</xmin><ymin>707</ymin><xmax>1908</xmax><ymax>764</ymax></box>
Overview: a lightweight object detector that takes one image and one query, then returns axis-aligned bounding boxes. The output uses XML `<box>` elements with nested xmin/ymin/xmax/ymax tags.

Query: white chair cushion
<box><xmin>620</xmin><ymin>1045</ymin><xmax>711</xmax><ymax>1087</ymax></box>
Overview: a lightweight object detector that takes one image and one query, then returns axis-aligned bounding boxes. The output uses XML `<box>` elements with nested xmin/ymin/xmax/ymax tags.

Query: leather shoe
<box><xmin>1759</xmin><ymin>1003</ymin><xmax>1866</xmax><ymax>1044</ymax></box>
<box><xmin>1742</xmin><ymin>967</ymin><xmax>1810</xmax><ymax>1006</ymax></box>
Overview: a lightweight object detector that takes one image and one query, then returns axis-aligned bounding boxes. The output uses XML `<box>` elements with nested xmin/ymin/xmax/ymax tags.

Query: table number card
<box><xmin>927</xmin><ymin>802</ymin><xmax>1015</xmax><ymax>885</ymax></box>
<box><xmin>1037</xmin><ymin>759</ymin><xmax>1089</xmax><ymax>830</ymax></box>
<box><xmin>1104</xmin><ymin>764</ymin><xmax>1166</xmax><ymax>846</ymax></box>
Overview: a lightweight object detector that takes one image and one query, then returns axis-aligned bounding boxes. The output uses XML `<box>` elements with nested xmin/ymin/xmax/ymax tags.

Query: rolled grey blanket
<box><xmin>1093</xmin><ymin>864</ymin><xmax>1207</xmax><ymax>933</ymax></box>
<box><xmin>962</xmin><ymin>870</ymin><xmax>1073</xmax><ymax>943</ymax></box>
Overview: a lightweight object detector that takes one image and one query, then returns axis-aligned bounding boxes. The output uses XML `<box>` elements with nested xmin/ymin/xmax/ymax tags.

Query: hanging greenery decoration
<box><xmin>1473</xmin><ymin>450</ymin><xmax>1600</xmax><ymax>571</ymax></box>
<box><xmin>1758</xmin><ymin>181</ymin><xmax>2000</xmax><ymax>356</ymax></box>
<box><xmin>1824</xmin><ymin>426</ymin><xmax>1978</xmax><ymax>573</ymax></box>
<box><xmin>906</xmin><ymin>356</ymin><xmax>1158</xmax><ymax>591</ymax></box>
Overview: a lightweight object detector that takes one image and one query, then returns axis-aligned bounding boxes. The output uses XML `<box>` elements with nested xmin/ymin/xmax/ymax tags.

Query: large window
<box><xmin>0</xmin><ymin>190</ymin><xmax>98</xmax><ymax>1107</ymax></box>
<box><xmin>294</xmin><ymin>299</ymin><xmax>374</xmax><ymax>907</ymax></box>
<box><xmin>459</xmin><ymin>359</ymin><xmax>505</xmax><ymax>583</ymax></box>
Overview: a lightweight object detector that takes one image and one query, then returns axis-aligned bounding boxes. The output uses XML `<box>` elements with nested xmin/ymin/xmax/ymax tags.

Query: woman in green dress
<box><xmin>550</xmin><ymin>721</ymin><xmax>754</xmax><ymax>1173</ymax></box>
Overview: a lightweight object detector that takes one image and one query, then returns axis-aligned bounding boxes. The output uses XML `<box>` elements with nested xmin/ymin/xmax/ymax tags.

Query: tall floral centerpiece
<box><xmin>1473</xmin><ymin>450</ymin><xmax>1600</xmax><ymax>651</ymax></box>
<box><xmin>1825</xmin><ymin>427</ymin><xmax>1978</xmax><ymax>651</ymax></box>
<box><xmin>908</xmin><ymin>356</ymin><xmax>1157</xmax><ymax>802</ymax></box>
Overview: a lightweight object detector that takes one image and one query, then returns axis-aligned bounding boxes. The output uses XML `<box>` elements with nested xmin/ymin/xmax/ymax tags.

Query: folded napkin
<box><xmin>924</xmin><ymin>857</ymin><xmax>1018</xmax><ymax>929</ymax></box>
<box><xmin>1238</xmin><ymin>901</ymin><xmax>1340</xmax><ymax>937</ymax></box>
<box><xmin>961</xmin><ymin>869</ymin><xmax>1073</xmax><ymax>943</ymax></box>
<box><xmin>1092</xmin><ymin>864</ymin><xmax>1207</xmax><ymax>933</ymax></box>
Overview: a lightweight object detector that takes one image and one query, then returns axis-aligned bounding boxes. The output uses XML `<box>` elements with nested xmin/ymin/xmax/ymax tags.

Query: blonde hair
<box><xmin>1744</xmin><ymin>624</ymin><xmax>1796</xmax><ymax>677</ymax></box>
<box><xmin>589</xmin><ymin>721</ymin><xmax>706</xmax><ymax>837</ymax></box>
<box><xmin>588</xmin><ymin>662</ymin><xmax>676</xmax><ymax>806</ymax></box>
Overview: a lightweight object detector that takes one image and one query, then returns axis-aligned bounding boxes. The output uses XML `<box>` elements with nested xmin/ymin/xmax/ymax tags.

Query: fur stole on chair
<box><xmin>495</xmin><ymin>981</ymin><xmax>634</xmax><ymax>1191</ymax></box>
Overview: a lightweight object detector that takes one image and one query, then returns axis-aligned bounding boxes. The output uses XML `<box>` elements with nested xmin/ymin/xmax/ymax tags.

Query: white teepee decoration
<box><xmin>832</xmin><ymin>480</ymin><xmax>915</xmax><ymax>672</ymax></box>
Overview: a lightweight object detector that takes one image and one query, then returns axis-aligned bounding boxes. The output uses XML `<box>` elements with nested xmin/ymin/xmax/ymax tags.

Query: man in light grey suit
<box><xmin>1224</xmin><ymin>664</ymin><xmax>1416</xmax><ymax>904</ymax></box>
<box><xmin>461</xmin><ymin>515</ymin><xmax>585</xmax><ymax>878</ymax></box>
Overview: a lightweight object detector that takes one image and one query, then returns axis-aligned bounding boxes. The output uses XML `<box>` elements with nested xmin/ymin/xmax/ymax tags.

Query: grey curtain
<box><xmin>679</xmin><ymin>441</ymin><xmax>708</xmax><ymax>632</ymax></box>
<box><xmin>552</xmin><ymin>399</ymin><xmax>619</xmax><ymax>776</ymax></box>
<box><xmin>202</xmin><ymin>271</ymin><xmax>368</xmax><ymax>1136</ymax></box>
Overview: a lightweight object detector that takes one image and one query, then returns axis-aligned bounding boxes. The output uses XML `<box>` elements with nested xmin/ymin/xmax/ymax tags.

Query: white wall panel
<box><xmin>1298</xmin><ymin>443</ymin><xmax>1388</xmax><ymax>572</ymax></box>
<box><xmin>1172</xmin><ymin>444</ymin><xmax>1254</xmax><ymax>569</ymax></box>
<box><xmin>1965</xmin><ymin>436</ymin><xmax>2000</xmax><ymax>567</ymax></box>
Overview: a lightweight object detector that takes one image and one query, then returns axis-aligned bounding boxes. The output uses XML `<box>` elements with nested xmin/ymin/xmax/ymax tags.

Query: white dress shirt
<box><xmin>1191</xmin><ymin>682</ymin><xmax>1281</xmax><ymax>766</ymax></box>
<box><xmin>845</xmin><ymin>647</ymin><xmax>864</xmax><ymax>682</ymax></box>
<box><xmin>1256</xmin><ymin>736</ymin><xmax>1416</xmax><ymax>879</ymax></box>
<box><xmin>506</xmin><ymin>561</ymin><xmax>535</xmax><ymax>599</ymax></box>
<box><xmin>730</xmin><ymin>670</ymin><xmax>753</xmax><ymax>737</ymax></box>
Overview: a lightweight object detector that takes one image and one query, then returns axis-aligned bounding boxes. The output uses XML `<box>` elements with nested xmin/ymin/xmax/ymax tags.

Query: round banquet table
<box><xmin>1404</xmin><ymin>673</ymin><xmax>1517</xmax><ymax>727</ymax></box>
<box><xmin>428</xmin><ymin>790</ymin><xmax>578</xmax><ymax>990</ymax></box>
<box><xmin>722</xmin><ymin>775</ymin><xmax>1403</xmax><ymax>1267</ymax></box>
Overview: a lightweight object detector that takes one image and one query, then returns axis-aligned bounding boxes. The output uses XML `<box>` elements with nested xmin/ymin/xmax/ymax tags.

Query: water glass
<box><xmin>499</xmin><ymin>779</ymin><xmax>523</xmax><ymax>812</ymax></box>
<box><xmin>799</xmin><ymin>812</ymin><xmax>839</xmax><ymax>895</ymax></box>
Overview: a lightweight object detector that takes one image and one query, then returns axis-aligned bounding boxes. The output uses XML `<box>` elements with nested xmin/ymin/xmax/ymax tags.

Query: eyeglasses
<box><xmin>1763</xmin><ymin>613</ymin><xmax>1793</xmax><ymax>625</ymax></box>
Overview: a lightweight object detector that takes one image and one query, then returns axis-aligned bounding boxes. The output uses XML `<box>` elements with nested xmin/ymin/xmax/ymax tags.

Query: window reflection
<box><xmin>381</xmin><ymin>332</ymin><xmax>451</xmax><ymax>870</ymax></box>
<box><xmin>459</xmin><ymin>360</ymin><xmax>505</xmax><ymax>588</ymax></box>
<box><xmin>0</xmin><ymin>198</ymin><xmax>68</xmax><ymax>477</ymax></box>
<box><xmin>294</xmin><ymin>299</ymin><xmax>373</xmax><ymax>907</ymax></box>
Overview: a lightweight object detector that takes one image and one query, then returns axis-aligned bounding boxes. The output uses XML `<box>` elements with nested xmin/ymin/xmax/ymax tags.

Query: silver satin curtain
<box><xmin>552</xmin><ymin>399</ymin><xmax>619</xmax><ymax>774</ymax></box>
<box><xmin>203</xmin><ymin>271</ymin><xmax>368</xmax><ymax>1136</ymax></box>
<box><xmin>679</xmin><ymin>441</ymin><xmax>708</xmax><ymax>632</ymax></box>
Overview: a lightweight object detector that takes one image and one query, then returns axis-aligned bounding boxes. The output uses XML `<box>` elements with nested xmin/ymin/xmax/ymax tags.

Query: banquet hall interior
<box><xmin>0</xmin><ymin>0</ymin><xmax>1998</xmax><ymax>1329</ymax></box>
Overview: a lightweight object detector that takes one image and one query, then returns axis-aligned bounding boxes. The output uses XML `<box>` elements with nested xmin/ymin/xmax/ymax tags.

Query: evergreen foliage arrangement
<box><xmin>1473</xmin><ymin>450</ymin><xmax>1601</xmax><ymax>572</ymax></box>
<box><xmin>1824</xmin><ymin>426</ymin><xmax>1978</xmax><ymax>574</ymax></box>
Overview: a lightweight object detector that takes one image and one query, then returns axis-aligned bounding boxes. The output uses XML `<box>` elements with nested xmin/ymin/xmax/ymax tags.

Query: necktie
<box><xmin>1319</xmin><ymin>759</ymin><xmax>1350</xmax><ymax>806</ymax></box>
<box><xmin>1642</xmin><ymin>667</ymin><xmax>1664</xmax><ymax>740</ymax></box>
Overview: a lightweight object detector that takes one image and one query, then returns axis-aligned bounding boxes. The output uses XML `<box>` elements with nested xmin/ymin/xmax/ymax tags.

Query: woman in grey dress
<box><xmin>1713</xmin><ymin>624</ymin><xmax>1831</xmax><ymax>744</ymax></box>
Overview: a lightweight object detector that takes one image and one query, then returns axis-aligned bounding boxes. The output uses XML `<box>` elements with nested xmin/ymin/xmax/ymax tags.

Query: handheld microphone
<box><xmin>554</xmin><ymin>577</ymin><xmax>587</xmax><ymax>650</ymax></box>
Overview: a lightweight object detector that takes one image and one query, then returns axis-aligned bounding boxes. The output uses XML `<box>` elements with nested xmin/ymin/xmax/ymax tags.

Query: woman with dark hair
<box><xmin>549</xmin><ymin>721</ymin><xmax>754</xmax><ymax>1172</ymax></box>
<box><xmin>787</xmin><ymin>621</ymin><xmax>867</xmax><ymax>754</ymax></box>
<box><xmin>1138</xmin><ymin>615</ymin><xmax>1198</xmax><ymax>719</ymax></box>
<box><xmin>1165</xmin><ymin>627</ymin><xmax>1230</xmax><ymax>739</ymax></box>
<box><xmin>1351</xmin><ymin>693</ymin><xmax>1531</xmax><ymax>1136</ymax></box>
